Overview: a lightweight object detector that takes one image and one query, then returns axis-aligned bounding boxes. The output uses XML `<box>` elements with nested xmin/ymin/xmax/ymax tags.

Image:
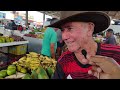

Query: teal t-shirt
<box><xmin>41</xmin><ymin>27</ymin><xmax>57</xmax><ymax>57</ymax></box>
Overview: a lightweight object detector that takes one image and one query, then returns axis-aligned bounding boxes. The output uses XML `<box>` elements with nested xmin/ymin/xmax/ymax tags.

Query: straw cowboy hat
<box><xmin>48</xmin><ymin>11</ymin><xmax>110</xmax><ymax>34</ymax></box>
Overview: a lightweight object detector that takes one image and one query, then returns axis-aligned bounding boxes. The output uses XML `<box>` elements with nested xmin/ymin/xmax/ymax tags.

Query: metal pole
<box><xmin>43</xmin><ymin>11</ymin><xmax>45</xmax><ymax>27</ymax></box>
<box><xmin>26</xmin><ymin>11</ymin><xmax>28</xmax><ymax>26</ymax></box>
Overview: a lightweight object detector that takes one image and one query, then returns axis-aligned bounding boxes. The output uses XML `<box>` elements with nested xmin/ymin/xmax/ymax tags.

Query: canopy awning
<box><xmin>39</xmin><ymin>11</ymin><xmax>120</xmax><ymax>20</ymax></box>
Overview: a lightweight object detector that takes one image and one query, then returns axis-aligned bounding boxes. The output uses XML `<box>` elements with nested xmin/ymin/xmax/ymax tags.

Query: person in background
<box><xmin>26</xmin><ymin>23</ymin><xmax>30</xmax><ymax>30</ymax></box>
<box><xmin>56</xmin><ymin>28</ymin><xmax>64</xmax><ymax>58</ymax></box>
<box><xmin>103</xmin><ymin>28</ymin><xmax>117</xmax><ymax>45</ymax></box>
<box><xmin>11</xmin><ymin>20</ymin><xmax>17</xmax><ymax>30</ymax></box>
<box><xmin>4</xmin><ymin>21</ymin><xmax>11</xmax><ymax>30</ymax></box>
<box><xmin>8</xmin><ymin>20</ymin><xmax>12</xmax><ymax>30</ymax></box>
<box><xmin>40</xmin><ymin>25</ymin><xmax>43</xmax><ymax>30</ymax></box>
<box><xmin>10</xmin><ymin>20</ymin><xmax>17</xmax><ymax>35</ymax></box>
<box><xmin>41</xmin><ymin>18</ymin><xmax>59</xmax><ymax>59</ymax></box>
<box><xmin>0</xmin><ymin>21</ymin><xmax>2</xmax><ymax>27</ymax></box>
<box><xmin>17</xmin><ymin>24</ymin><xmax>23</xmax><ymax>32</ymax></box>
<box><xmin>2</xmin><ymin>22</ymin><xmax>5</xmax><ymax>27</ymax></box>
<box><xmin>115</xmin><ymin>33</ymin><xmax>120</xmax><ymax>45</ymax></box>
<box><xmin>48</xmin><ymin>11</ymin><xmax>120</xmax><ymax>79</ymax></box>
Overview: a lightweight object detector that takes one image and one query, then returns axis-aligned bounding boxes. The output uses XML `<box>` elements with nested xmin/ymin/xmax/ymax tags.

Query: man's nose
<box><xmin>62</xmin><ymin>30</ymin><xmax>70</xmax><ymax>41</ymax></box>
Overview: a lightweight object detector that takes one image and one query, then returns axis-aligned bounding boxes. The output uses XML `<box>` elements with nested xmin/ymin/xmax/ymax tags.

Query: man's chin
<box><xmin>68</xmin><ymin>48</ymin><xmax>76</xmax><ymax>52</ymax></box>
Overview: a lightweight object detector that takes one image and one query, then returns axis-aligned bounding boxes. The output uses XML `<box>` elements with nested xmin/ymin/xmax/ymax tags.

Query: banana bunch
<box><xmin>39</xmin><ymin>56</ymin><xmax>57</xmax><ymax>71</ymax></box>
<box><xmin>12</xmin><ymin>56</ymin><xmax>27</xmax><ymax>67</ymax></box>
<box><xmin>29</xmin><ymin>52</ymin><xmax>40</xmax><ymax>58</ymax></box>
<box><xmin>29</xmin><ymin>58</ymin><xmax>40</xmax><ymax>70</ymax></box>
<box><xmin>12</xmin><ymin>52</ymin><xmax>57</xmax><ymax>72</ymax></box>
<box><xmin>12</xmin><ymin>52</ymin><xmax>41</xmax><ymax>71</ymax></box>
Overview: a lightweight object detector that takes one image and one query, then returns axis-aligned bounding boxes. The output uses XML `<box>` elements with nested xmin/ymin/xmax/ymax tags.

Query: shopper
<box><xmin>26</xmin><ymin>23</ymin><xmax>30</xmax><ymax>30</ymax></box>
<box><xmin>9</xmin><ymin>20</ymin><xmax>17</xmax><ymax>35</ymax></box>
<box><xmin>4</xmin><ymin>21</ymin><xmax>10</xmax><ymax>29</ymax></box>
<box><xmin>17</xmin><ymin>25</ymin><xmax>23</xmax><ymax>32</ymax></box>
<box><xmin>11</xmin><ymin>20</ymin><xmax>17</xmax><ymax>30</ymax></box>
<box><xmin>48</xmin><ymin>11</ymin><xmax>120</xmax><ymax>79</ymax></box>
<box><xmin>104</xmin><ymin>28</ymin><xmax>117</xmax><ymax>45</ymax></box>
<box><xmin>56</xmin><ymin>29</ymin><xmax>64</xmax><ymax>58</ymax></box>
<box><xmin>0</xmin><ymin>21</ymin><xmax>2</xmax><ymax>27</ymax></box>
<box><xmin>41</xmin><ymin>18</ymin><xmax>59</xmax><ymax>59</ymax></box>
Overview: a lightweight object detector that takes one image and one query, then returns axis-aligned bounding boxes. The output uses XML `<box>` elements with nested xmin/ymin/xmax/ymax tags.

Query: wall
<box><xmin>107</xmin><ymin>25</ymin><xmax>120</xmax><ymax>33</ymax></box>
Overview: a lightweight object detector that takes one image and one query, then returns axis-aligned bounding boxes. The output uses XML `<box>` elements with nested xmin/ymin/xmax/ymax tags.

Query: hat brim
<box><xmin>48</xmin><ymin>12</ymin><xmax>110</xmax><ymax>34</ymax></box>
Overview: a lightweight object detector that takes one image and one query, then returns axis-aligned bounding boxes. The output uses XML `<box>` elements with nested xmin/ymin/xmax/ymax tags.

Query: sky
<box><xmin>27</xmin><ymin>11</ymin><xmax>52</xmax><ymax>22</ymax></box>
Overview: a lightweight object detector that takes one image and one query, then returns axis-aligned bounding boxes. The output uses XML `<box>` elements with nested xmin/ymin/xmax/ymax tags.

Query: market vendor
<box><xmin>103</xmin><ymin>28</ymin><xmax>117</xmax><ymax>45</ymax></box>
<box><xmin>48</xmin><ymin>11</ymin><xmax>120</xmax><ymax>79</ymax></box>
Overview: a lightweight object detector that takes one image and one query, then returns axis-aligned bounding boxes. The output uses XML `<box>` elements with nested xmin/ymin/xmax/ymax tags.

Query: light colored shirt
<box><xmin>56</xmin><ymin>29</ymin><xmax>62</xmax><ymax>42</ymax></box>
<box><xmin>105</xmin><ymin>35</ymin><xmax>117</xmax><ymax>45</ymax></box>
<box><xmin>41</xmin><ymin>27</ymin><xmax>57</xmax><ymax>57</ymax></box>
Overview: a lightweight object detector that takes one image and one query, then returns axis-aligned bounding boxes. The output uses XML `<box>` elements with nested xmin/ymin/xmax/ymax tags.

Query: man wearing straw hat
<box><xmin>48</xmin><ymin>11</ymin><xmax>120</xmax><ymax>79</ymax></box>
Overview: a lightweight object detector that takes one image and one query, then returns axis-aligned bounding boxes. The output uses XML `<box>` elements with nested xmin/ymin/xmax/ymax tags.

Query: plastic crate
<box><xmin>9</xmin><ymin>44</ymin><xmax>27</xmax><ymax>55</ymax></box>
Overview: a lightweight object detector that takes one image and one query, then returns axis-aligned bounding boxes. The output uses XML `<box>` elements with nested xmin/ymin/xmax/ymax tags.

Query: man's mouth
<box><xmin>66</xmin><ymin>41</ymin><xmax>74</xmax><ymax>46</ymax></box>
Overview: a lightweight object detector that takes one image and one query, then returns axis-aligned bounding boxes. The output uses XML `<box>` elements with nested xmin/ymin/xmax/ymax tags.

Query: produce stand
<box><xmin>1</xmin><ymin>28</ymin><xmax>43</xmax><ymax>53</ymax></box>
<box><xmin>0</xmin><ymin>35</ymin><xmax>29</xmax><ymax>71</ymax></box>
<box><xmin>0</xmin><ymin>41</ymin><xmax>29</xmax><ymax>47</ymax></box>
<box><xmin>5</xmin><ymin>72</ymin><xmax>26</xmax><ymax>79</ymax></box>
<box><xmin>0</xmin><ymin>52</ymin><xmax>57</xmax><ymax>79</ymax></box>
<box><xmin>3</xmin><ymin>28</ymin><xmax>43</xmax><ymax>52</ymax></box>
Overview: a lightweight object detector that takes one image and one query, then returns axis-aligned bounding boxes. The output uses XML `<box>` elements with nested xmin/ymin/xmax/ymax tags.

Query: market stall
<box><xmin>0</xmin><ymin>25</ymin><xmax>57</xmax><ymax>79</ymax></box>
<box><xmin>0</xmin><ymin>11</ymin><xmax>59</xmax><ymax>79</ymax></box>
<box><xmin>0</xmin><ymin>26</ymin><xmax>44</xmax><ymax>53</ymax></box>
<box><xmin>0</xmin><ymin>30</ymin><xmax>29</xmax><ymax>70</ymax></box>
<box><xmin>0</xmin><ymin>52</ymin><xmax>57</xmax><ymax>79</ymax></box>
<box><xmin>0</xmin><ymin>41</ymin><xmax>29</xmax><ymax>47</ymax></box>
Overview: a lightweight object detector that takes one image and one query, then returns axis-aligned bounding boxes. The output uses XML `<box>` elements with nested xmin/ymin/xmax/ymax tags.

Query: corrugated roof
<box><xmin>39</xmin><ymin>11</ymin><xmax>61</xmax><ymax>18</ymax></box>
<box><xmin>39</xmin><ymin>11</ymin><xmax>120</xmax><ymax>20</ymax></box>
<box><xmin>105</xmin><ymin>11</ymin><xmax>120</xmax><ymax>19</ymax></box>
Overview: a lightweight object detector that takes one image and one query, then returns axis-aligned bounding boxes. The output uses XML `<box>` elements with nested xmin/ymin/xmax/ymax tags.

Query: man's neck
<box><xmin>74</xmin><ymin>40</ymin><xmax>97</xmax><ymax>64</ymax></box>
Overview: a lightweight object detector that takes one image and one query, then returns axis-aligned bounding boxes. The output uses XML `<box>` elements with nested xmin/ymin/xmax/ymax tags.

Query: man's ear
<box><xmin>87</xmin><ymin>22</ymin><xmax>95</xmax><ymax>37</ymax></box>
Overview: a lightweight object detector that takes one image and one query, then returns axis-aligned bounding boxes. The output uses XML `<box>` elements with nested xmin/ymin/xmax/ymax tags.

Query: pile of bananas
<box><xmin>39</xmin><ymin>55</ymin><xmax>57</xmax><ymax>70</ymax></box>
<box><xmin>12</xmin><ymin>52</ymin><xmax>57</xmax><ymax>71</ymax></box>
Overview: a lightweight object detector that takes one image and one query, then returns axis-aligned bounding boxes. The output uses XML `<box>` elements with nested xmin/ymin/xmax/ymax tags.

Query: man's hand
<box><xmin>88</xmin><ymin>55</ymin><xmax>120</xmax><ymax>79</ymax></box>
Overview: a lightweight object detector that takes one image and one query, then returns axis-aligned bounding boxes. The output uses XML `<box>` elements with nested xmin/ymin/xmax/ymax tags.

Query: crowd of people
<box><xmin>0</xmin><ymin>20</ymin><xmax>41</xmax><ymax>32</ymax></box>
